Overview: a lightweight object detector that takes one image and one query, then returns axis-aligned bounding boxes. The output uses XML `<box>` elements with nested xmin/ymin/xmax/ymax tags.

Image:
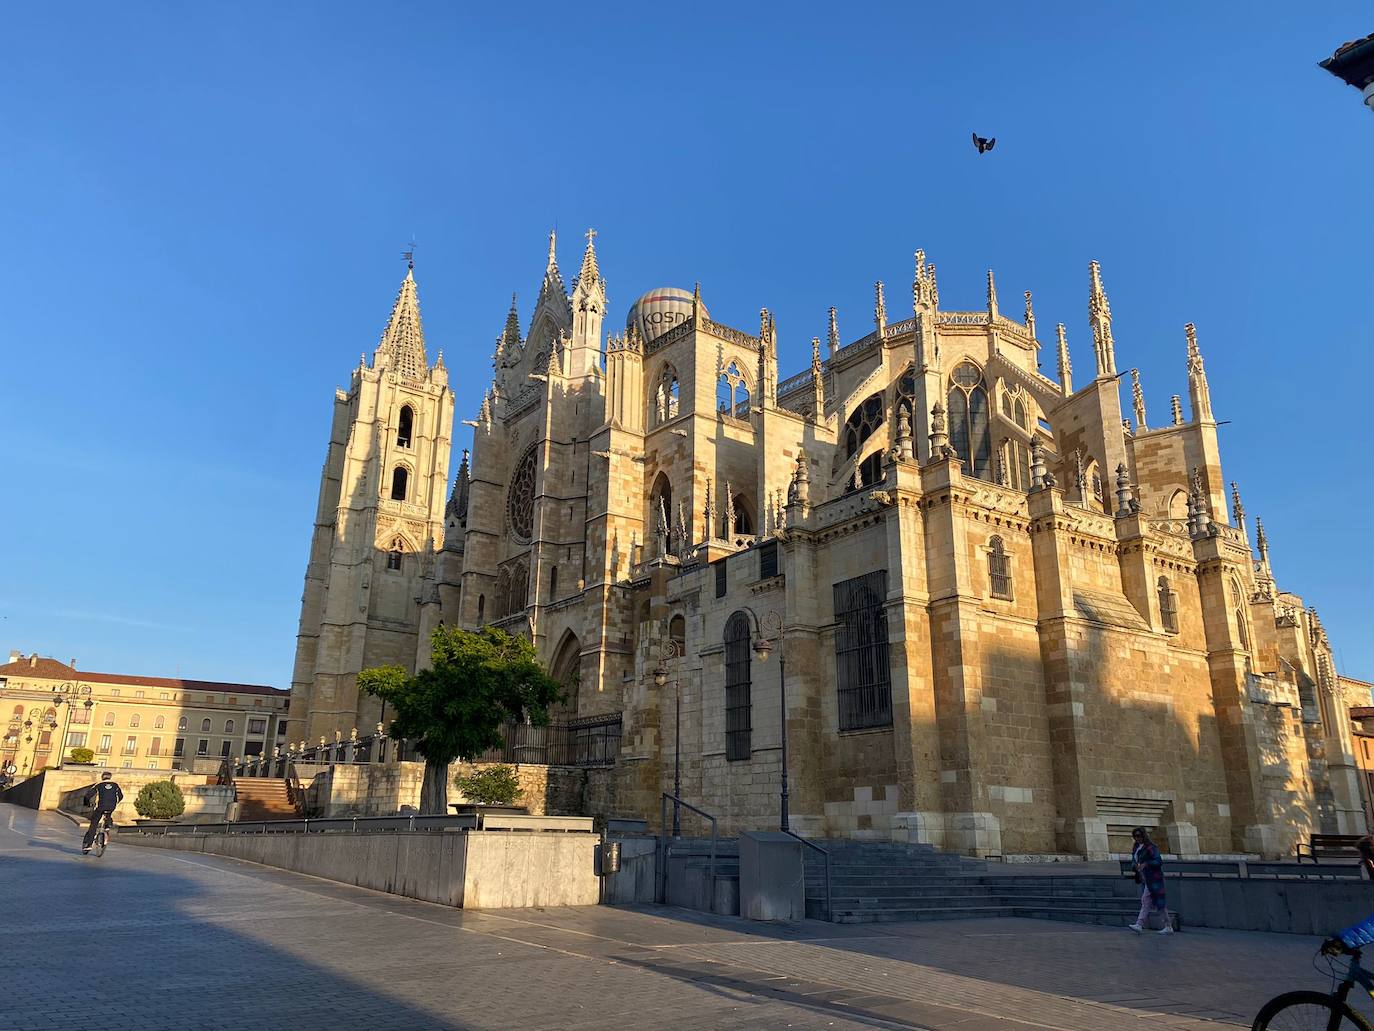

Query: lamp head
<box><xmin>653</xmin><ymin>664</ymin><xmax>669</xmax><ymax>688</ymax></box>
<box><xmin>753</xmin><ymin>639</ymin><xmax>773</xmax><ymax>663</ymax></box>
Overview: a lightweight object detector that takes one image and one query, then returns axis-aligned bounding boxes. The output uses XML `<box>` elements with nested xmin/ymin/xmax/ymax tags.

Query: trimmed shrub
<box><xmin>68</xmin><ymin>747</ymin><xmax>95</xmax><ymax>764</ymax></box>
<box><xmin>134</xmin><ymin>780</ymin><xmax>185</xmax><ymax>820</ymax></box>
<box><xmin>454</xmin><ymin>765</ymin><xmax>523</xmax><ymax>806</ymax></box>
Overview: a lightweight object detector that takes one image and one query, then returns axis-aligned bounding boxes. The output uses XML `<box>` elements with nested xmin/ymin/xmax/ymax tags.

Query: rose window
<box><xmin>508</xmin><ymin>446</ymin><xmax>537</xmax><ymax>541</ymax></box>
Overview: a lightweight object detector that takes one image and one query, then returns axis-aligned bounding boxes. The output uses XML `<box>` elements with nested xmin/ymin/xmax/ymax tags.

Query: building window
<box><xmin>248</xmin><ymin>718</ymin><xmax>266</xmax><ymax>735</ymax></box>
<box><xmin>717</xmin><ymin>361</ymin><xmax>751</xmax><ymax>419</ymax></box>
<box><xmin>66</xmin><ymin>732</ymin><xmax>87</xmax><ymax>748</ymax></box>
<box><xmin>988</xmin><ymin>536</ymin><xmax>1012</xmax><ymax>600</ymax></box>
<box><xmin>70</xmin><ymin>706</ymin><xmax>91</xmax><ymax>725</ymax></box>
<box><xmin>109</xmin><ymin>689</ymin><xmax>119</xmax><ymax>697</ymax></box>
<box><xmin>948</xmin><ymin>362</ymin><xmax>993</xmax><ymax>481</ymax></box>
<box><xmin>201</xmin><ymin>719</ymin><xmax>211</xmax><ymax>733</ymax></box>
<box><xmin>724</xmin><ymin>612</ymin><xmax>753</xmax><ymax>761</ymax></box>
<box><xmin>148</xmin><ymin>760</ymin><xmax>158</xmax><ymax>769</ymax></box>
<box><xmin>123</xmin><ymin>736</ymin><xmax>137</xmax><ymax>755</ymax></box>
<box><xmin>507</xmin><ymin>445</ymin><xmax>538</xmax><ymax>543</ymax></box>
<box><xmin>173</xmin><ymin>738</ymin><xmax>185</xmax><ymax>757</ymax></box>
<box><xmin>397</xmin><ymin>405</ymin><xmax>414</xmax><ymax>448</ymax></box>
<box><xmin>160</xmin><ymin>692</ymin><xmax>170</xmax><ymax>700</ymax></box>
<box><xmin>122</xmin><ymin>760</ymin><xmax>133</xmax><ymax>768</ymax></box>
<box><xmin>1158</xmin><ymin>577</ymin><xmax>1179</xmax><ymax>634</ymax></box>
<box><xmin>549</xmin><ymin>565</ymin><xmax>558</xmax><ymax>600</ymax></box>
<box><xmin>834</xmin><ymin>570</ymin><xmax>893</xmax><ymax>731</ymax></box>
<box><xmin>103</xmin><ymin>712</ymin><xmax>115</xmax><ymax>726</ymax></box>
<box><xmin>224</xmin><ymin>719</ymin><xmax>235</xmax><ymax>734</ymax></box>
<box><xmin>196</xmin><ymin>739</ymin><xmax>209</xmax><ymax>756</ymax></box>
<box><xmin>149</xmin><ymin>737</ymin><xmax>161</xmax><ymax>757</ymax></box>
<box><xmin>178</xmin><ymin>717</ymin><xmax>188</xmax><ymax>732</ymax></box>
<box><xmin>652</xmin><ymin>364</ymin><xmax>681</xmax><ymax>425</ymax></box>
<box><xmin>98</xmin><ymin>735</ymin><xmax>112</xmax><ymax>753</ymax></box>
<box><xmin>154</xmin><ymin>716</ymin><xmax>165</xmax><ymax>730</ymax></box>
<box><xmin>843</xmin><ymin>393</ymin><xmax>886</xmax><ymax>490</ymax></box>
<box><xmin>391</xmin><ymin>465</ymin><xmax>410</xmax><ymax>502</ymax></box>
<box><xmin>220</xmin><ymin>741</ymin><xmax>231</xmax><ymax>758</ymax></box>
<box><xmin>129</xmin><ymin>713</ymin><xmax>140</xmax><ymax>728</ymax></box>
<box><xmin>477</xmin><ymin>594</ymin><xmax>485</xmax><ymax>622</ymax></box>
<box><xmin>758</xmin><ymin>541</ymin><xmax>778</xmax><ymax>580</ymax></box>
<box><xmin>387</xmin><ymin>543</ymin><xmax>403</xmax><ymax>571</ymax></box>
<box><xmin>135</xmin><ymin>690</ymin><xmax>145</xmax><ymax>698</ymax></box>
<box><xmin>714</xmin><ymin>560</ymin><xmax>727</xmax><ymax>599</ymax></box>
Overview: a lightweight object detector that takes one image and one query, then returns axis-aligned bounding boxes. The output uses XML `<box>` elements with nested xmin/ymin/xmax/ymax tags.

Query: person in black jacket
<box><xmin>82</xmin><ymin>771</ymin><xmax>123</xmax><ymax>853</ymax></box>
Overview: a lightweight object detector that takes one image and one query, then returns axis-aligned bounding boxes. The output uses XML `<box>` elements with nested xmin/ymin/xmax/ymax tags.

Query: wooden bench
<box><xmin>1296</xmin><ymin>833</ymin><xmax>1367</xmax><ymax>864</ymax></box>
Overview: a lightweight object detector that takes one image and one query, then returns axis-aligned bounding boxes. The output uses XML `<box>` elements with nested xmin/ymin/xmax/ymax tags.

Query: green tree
<box><xmin>134</xmin><ymin>780</ymin><xmax>185</xmax><ymax>820</ymax></box>
<box><xmin>359</xmin><ymin>625</ymin><xmax>562</xmax><ymax>814</ymax></box>
<box><xmin>68</xmin><ymin>747</ymin><xmax>95</xmax><ymax>764</ymax></box>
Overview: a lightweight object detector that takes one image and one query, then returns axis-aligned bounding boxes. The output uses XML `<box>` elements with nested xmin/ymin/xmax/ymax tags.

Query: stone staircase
<box><xmin>233</xmin><ymin>778</ymin><xmax>300</xmax><ymax>821</ymax></box>
<box><xmin>805</xmin><ymin>841</ymin><xmax>1141</xmax><ymax>926</ymax></box>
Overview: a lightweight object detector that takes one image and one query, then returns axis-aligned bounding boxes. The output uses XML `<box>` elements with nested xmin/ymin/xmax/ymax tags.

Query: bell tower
<box><xmin>289</xmin><ymin>261</ymin><xmax>455</xmax><ymax>742</ymax></box>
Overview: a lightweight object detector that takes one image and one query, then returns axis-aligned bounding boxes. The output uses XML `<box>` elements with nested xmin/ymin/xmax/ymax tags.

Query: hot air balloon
<box><xmin>625</xmin><ymin>288</ymin><xmax>706</xmax><ymax>344</ymax></box>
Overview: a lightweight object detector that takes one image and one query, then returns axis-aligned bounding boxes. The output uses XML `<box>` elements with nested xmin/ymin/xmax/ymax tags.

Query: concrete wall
<box><xmin>1166</xmin><ymin>877</ymin><xmax>1374</xmax><ymax>936</ymax></box>
<box><xmin>3</xmin><ymin>766</ymin><xmax>217</xmax><ymax>825</ymax></box>
<box><xmin>125</xmin><ymin>828</ymin><xmax>599</xmax><ymax>910</ymax></box>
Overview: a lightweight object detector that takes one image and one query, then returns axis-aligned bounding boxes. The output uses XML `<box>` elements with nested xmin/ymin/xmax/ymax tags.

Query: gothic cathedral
<box><xmin>291</xmin><ymin>232</ymin><xmax>1362</xmax><ymax>859</ymax></box>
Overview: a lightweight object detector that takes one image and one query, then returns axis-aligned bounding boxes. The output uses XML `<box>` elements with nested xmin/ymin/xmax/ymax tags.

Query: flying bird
<box><xmin>972</xmin><ymin>132</ymin><xmax>996</xmax><ymax>154</ymax></box>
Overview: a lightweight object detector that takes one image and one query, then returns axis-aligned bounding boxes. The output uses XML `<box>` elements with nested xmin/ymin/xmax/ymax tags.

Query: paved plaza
<box><xmin>2</xmin><ymin>803</ymin><xmax>1370</xmax><ymax>1031</ymax></box>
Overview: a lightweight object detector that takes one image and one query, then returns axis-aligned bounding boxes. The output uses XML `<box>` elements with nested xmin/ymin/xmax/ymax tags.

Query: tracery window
<box><xmin>391</xmin><ymin>466</ymin><xmax>409</xmax><ymax>502</ymax></box>
<box><xmin>834</xmin><ymin>570</ymin><xmax>892</xmax><ymax>730</ymax></box>
<box><xmin>844</xmin><ymin>393</ymin><xmax>886</xmax><ymax>490</ymax></box>
<box><xmin>1000</xmin><ymin>438</ymin><xmax>1031</xmax><ymax>491</ymax></box>
<box><xmin>652</xmin><ymin>364</ymin><xmax>680</xmax><ymax>425</ymax></box>
<box><xmin>988</xmin><ymin>536</ymin><xmax>1012</xmax><ymax>600</ymax></box>
<box><xmin>724</xmin><ymin>612</ymin><xmax>752</xmax><ymax>761</ymax></box>
<box><xmin>1158</xmin><ymin>576</ymin><xmax>1179</xmax><ymax>634</ymax></box>
<box><xmin>650</xmin><ymin>472</ymin><xmax>672</xmax><ymax>535</ymax></box>
<box><xmin>1000</xmin><ymin>387</ymin><xmax>1029</xmax><ymax>430</ymax></box>
<box><xmin>508</xmin><ymin>445</ymin><xmax>537</xmax><ymax>542</ymax></box>
<box><xmin>947</xmin><ymin>362</ymin><xmax>992</xmax><ymax>481</ymax></box>
<box><xmin>396</xmin><ymin>406</ymin><xmax>414</xmax><ymax>448</ymax></box>
<box><xmin>895</xmin><ymin>367</ymin><xmax>916</xmax><ymax>418</ymax></box>
<box><xmin>732</xmin><ymin>495</ymin><xmax>754</xmax><ymax>536</ymax></box>
<box><xmin>717</xmin><ymin>362</ymin><xmax>751</xmax><ymax>419</ymax></box>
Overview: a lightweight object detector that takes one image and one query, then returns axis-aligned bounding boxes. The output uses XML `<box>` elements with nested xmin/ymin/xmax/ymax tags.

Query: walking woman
<box><xmin>1129</xmin><ymin>827</ymin><xmax>1174</xmax><ymax>934</ymax></box>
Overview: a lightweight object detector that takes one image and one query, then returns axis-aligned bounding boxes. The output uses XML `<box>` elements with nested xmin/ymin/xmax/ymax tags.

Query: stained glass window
<box><xmin>508</xmin><ymin>446</ymin><xmax>537</xmax><ymax>541</ymax></box>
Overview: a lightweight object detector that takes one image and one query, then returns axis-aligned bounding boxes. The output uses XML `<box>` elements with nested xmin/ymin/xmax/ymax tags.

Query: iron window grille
<box><xmin>1158</xmin><ymin>577</ymin><xmax>1179</xmax><ymax>634</ymax></box>
<box><xmin>833</xmin><ymin>570</ymin><xmax>893</xmax><ymax>731</ymax></box>
<box><xmin>724</xmin><ymin>612</ymin><xmax>753</xmax><ymax>760</ymax></box>
<box><xmin>988</xmin><ymin>536</ymin><xmax>1013</xmax><ymax>600</ymax></box>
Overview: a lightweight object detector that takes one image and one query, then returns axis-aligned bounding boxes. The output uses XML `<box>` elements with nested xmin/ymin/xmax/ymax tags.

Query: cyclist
<box><xmin>81</xmin><ymin>771</ymin><xmax>123</xmax><ymax>854</ymax></box>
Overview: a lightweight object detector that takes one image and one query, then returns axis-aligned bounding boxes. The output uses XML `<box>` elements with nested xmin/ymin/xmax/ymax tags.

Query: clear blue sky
<box><xmin>2</xmin><ymin>4</ymin><xmax>1370</xmax><ymax>687</ymax></box>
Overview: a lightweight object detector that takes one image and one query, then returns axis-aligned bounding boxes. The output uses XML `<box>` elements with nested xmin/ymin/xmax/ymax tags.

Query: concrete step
<box><xmin>831</xmin><ymin>906</ymin><xmax>1017</xmax><ymax>923</ymax></box>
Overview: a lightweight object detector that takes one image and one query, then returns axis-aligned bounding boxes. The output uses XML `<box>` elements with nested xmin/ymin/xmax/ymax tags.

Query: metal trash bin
<box><xmin>600</xmin><ymin>840</ymin><xmax>621</xmax><ymax>876</ymax></box>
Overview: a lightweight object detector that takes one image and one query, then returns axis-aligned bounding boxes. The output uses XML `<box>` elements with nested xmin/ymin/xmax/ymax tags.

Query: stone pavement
<box><xmin>3</xmin><ymin>803</ymin><xmax>1370</xmax><ymax>1030</ymax></box>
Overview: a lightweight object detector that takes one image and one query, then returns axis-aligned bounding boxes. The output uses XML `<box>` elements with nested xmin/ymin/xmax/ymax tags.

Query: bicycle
<box><xmin>88</xmin><ymin>812</ymin><xmax>113</xmax><ymax>858</ymax></box>
<box><xmin>1252</xmin><ymin>941</ymin><xmax>1374</xmax><ymax>1029</ymax></box>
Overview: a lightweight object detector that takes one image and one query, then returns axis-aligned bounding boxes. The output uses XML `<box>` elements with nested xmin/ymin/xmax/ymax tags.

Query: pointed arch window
<box><xmin>387</xmin><ymin>540</ymin><xmax>403</xmax><ymax>571</ymax></box>
<box><xmin>649</xmin><ymin>472</ymin><xmax>672</xmax><ymax>535</ymax></box>
<box><xmin>397</xmin><ymin>406</ymin><xmax>414</xmax><ymax>448</ymax></box>
<box><xmin>732</xmin><ymin>495</ymin><xmax>754</xmax><ymax>536</ymax></box>
<box><xmin>391</xmin><ymin>466</ymin><xmax>409</xmax><ymax>502</ymax></box>
<box><xmin>549</xmin><ymin>565</ymin><xmax>558</xmax><ymax>601</ymax></box>
<box><xmin>844</xmin><ymin>393</ymin><xmax>886</xmax><ymax>490</ymax></box>
<box><xmin>988</xmin><ymin>536</ymin><xmax>1013</xmax><ymax>600</ymax></box>
<box><xmin>724</xmin><ymin>612</ymin><xmax>752</xmax><ymax>761</ymax></box>
<box><xmin>652</xmin><ymin>364</ymin><xmax>681</xmax><ymax>425</ymax></box>
<box><xmin>1158</xmin><ymin>576</ymin><xmax>1179</xmax><ymax>634</ymax></box>
<box><xmin>718</xmin><ymin>362</ymin><xmax>751</xmax><ymax>419</ymax></box>
<box><xmin>948</xmin><ymin>362</ymin><xmax>992</xmax><ymax>481</ymax></box>
<box><xmin>1000</xmin><ymin>438</ymin><xmax>1031</xmax><ymax>491</ymax></box>
<box><xmin>476</xmin><ymin>594</ymin><xmax>485</xmax><ymax>623</ymax></box>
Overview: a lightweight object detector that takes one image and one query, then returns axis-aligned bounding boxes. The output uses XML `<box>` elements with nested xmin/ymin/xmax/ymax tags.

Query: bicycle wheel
<box><xmin>1252</xmin><ymin>990</ymin><xmax>1374</xmax><ymax>1030</ymax></box>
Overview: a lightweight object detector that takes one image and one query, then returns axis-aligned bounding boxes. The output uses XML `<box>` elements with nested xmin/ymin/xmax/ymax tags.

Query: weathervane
<box><xmin>402</xmin><ymin>239</ymin><xmax>416</xmax><ymax>269</ymax></box>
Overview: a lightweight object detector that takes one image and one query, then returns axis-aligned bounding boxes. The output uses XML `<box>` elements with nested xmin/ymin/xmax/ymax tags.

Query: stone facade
<box><xmin>292</xmin><ymin>233</ymin><xmax>1364</xmax><ymax>858</ymax></box>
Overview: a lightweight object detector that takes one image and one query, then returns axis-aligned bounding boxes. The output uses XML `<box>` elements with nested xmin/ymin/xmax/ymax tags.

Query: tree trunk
<box><xmin>419</xmin><ymin>758</ymin><xmax>448</xmax><ymax>815</ymax></box>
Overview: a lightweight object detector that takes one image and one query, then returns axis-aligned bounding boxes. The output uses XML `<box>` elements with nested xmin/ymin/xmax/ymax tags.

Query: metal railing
<box><xmin>658</xmin><ymin>792</ymin><xmax>718</xmax><ymax>906</ymax></box>
<box><xmin>785</xmin><ymin>829</ymin><xmax>832</xmax><ymax>921</ymax></box>
<box><xmin>136</xmin><ymin>814</ymin><xmax>478</xmax><ymax>836</ymax></box>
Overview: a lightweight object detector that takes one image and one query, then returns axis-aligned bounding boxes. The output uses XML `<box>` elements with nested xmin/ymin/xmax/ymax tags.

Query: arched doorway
<box><xmin>549</xmin><ymin>631</ymin><xmax>582</xmax><ymax>721</ymax></box>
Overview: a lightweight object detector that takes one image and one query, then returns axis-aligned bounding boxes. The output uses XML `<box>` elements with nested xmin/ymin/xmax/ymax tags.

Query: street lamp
<box><xmin>752</xmin><ymin>610</ymin><xmax>788</xmax><ymax>832</ymax></box>
<box><xmin>653</xmin><ymin>638</ymin><xmax>682</xmax><ymax>836</ymax></box>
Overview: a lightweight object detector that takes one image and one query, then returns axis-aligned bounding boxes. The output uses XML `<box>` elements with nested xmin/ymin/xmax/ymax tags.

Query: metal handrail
<box><xmin>133</xmin><ymin>813</ymin><xmax>478</xmax><ymax>836</ymax></box>
<box><xmin>783</xmin><ymin>829</ymin><xmax>832</xmax><ymax>921</ymax></box>
<box><xmin>659</xmin><ymin>792</ymin><xmax>717</xmax><ymax>906</ymax></box>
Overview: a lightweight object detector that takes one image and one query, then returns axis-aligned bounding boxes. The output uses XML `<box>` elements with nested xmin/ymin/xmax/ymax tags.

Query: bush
<box><xmin>134</xmin><ymin>780</ymin><xmax>185</xmax><ymax>820</ymax></box>
<box><xmin>68</xmin><ymin>747</ymin><xmax>95</xmax><ymax>764</ymax></box>
<box><xmin>454</xmin><ymin>765</ymin><xmax>523</xmax><ymax>806</ymax></box>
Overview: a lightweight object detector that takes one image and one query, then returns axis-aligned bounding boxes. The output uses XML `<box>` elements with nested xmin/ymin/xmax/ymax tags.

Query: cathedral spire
<box><xmin>1230</xmin><ymin>481</ymin><xmax>1246</xmax><ymax>534</ymax></box>
<box><xmin>374</xmin><ymin>266</ymin><xmax>429</xmax><ymax>382</ymax></box>
<box><xmin>1088</xmin><ymin>260</ymin><xmax>1116</xmax><ymax>377</ymax></box>
<box><xmin>810</xmin><ymin>336</ymin><xmax>826</xmax><ymax>419</ymax></box>
<box><xmin>1024</xmin><ymin>291</ymin><xmax>1036</xmax><ymax>339</ymax></box>
<box><xmin>1171</xmin><ymin>395</ymin><xmax>1184</xmax><ymax>425</ymax></box>
<box><xmin>986</xmin><ymin>269</ymin><xmax>999</xmax><ymax>320</ymax></box>
<box><xmin>1131</xmin><ymin>368</ymin><xmax>1148</xmax><ymax>431</ymax></box>
<box><xmin>576</xmin><ymin>228</ymin><xmax>600</xmax><ymax>287</ymax></box>
<box><xmin>1185</xmin><ymin>322</ymin><xmax>1214</xmax><ymax>422</ymax></box>
<box><xmin>538</xmin><ymin>230</ymin><xmax>566</xmax><ymax>305</ymax></box>
<box><xmin>874</xmin><ymin>281</ymin><xmax>887</xmax><ymax>335</ymax></box>
<box><xmin>446</xmin><ymin>449</ymin><xmax>470</xmax><ymax>526</ymax></box>
<box><xmin>1056</xmin><ymin>323</ymin><xmax>1073</xmax><ymax>395</ymax></box>
<box><xmin>827</xmin><ymin>306</ymin><xmax>840</xmax><ymax>357</ymax></box>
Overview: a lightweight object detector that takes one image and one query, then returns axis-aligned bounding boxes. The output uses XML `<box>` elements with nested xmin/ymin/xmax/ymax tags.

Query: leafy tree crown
<box><xmin>134</xmin><ymin>780</ymin><xmax>185</xmax><ymax>820</ymax></box>
<box><xmin>455</xmin><ymin>765</ymin><xmax>523</xmax><ymax>806</ymax></box>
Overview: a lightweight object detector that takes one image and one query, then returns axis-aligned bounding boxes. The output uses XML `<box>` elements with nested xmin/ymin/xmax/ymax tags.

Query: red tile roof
<box><xmin>0</xmin><ymin>655</ymin><xmax>286</xmax><ymax>696</ymax></box>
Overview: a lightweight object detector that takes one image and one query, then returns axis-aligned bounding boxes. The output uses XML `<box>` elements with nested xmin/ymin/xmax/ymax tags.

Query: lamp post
<box><xmin>752</xmin><ymin>610</ymin><xmax>788</xmax><ymax>832</ymax></box>
<box><xmin>653</xmin><ymin>638</ymin><xmax>682</xmax><ymax>836</ymax></box>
